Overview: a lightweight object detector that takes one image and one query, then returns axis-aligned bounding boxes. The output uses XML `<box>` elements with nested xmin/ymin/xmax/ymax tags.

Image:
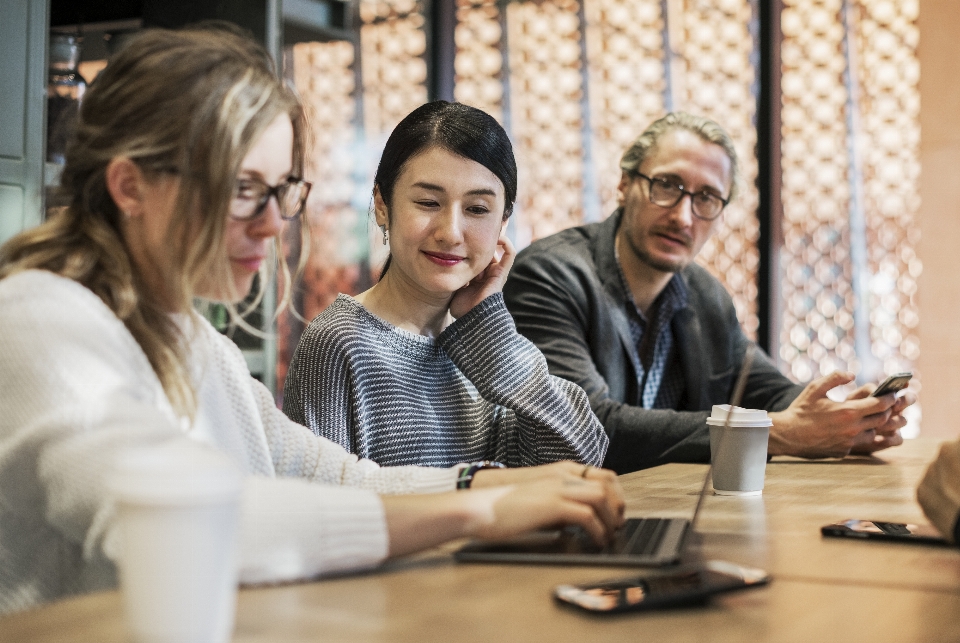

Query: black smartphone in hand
<box><xmin>554</xmin><ymin>561</ymin><xmax>770</xmax><ymax>613</ymax></box>
<box><xmin>872</xmin><ymin>372</ymin><xmax>912</xmax><ymax>397</ymax></box>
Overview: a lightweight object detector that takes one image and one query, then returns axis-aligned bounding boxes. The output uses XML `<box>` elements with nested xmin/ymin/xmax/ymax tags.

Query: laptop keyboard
<box><xmin>611</xmin><ymin>518</ymin><xmax>671</xmax><ymax>556</ymax></box>
<box><xmin>569</xmin><ymin>517</ymin><xmax>672</xmax><ymax>556</ymax></box>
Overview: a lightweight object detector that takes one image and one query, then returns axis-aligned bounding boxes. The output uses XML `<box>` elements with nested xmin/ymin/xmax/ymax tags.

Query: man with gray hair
<box><xmin>503</xmin><ymin>112</ymin><xmax>914</xmax><ymax>473</ymax></box>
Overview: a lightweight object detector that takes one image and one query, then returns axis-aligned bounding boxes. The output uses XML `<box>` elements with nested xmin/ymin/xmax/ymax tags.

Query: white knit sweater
<box><xmin>0</xmin><ymin>270</ymin><xmax>460</xmax><ymax>616</ymax></box>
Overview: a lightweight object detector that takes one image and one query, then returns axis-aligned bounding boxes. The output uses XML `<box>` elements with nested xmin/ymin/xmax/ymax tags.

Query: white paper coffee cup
<box><xmin>707</xmin><ymin>405</ymin><xmax>772</xmax><ymax>496</ymax></box>
<box><xmin>109</xmin><ymin>442</ymin><xmax>243</xmax><ymax>643</ymax></box>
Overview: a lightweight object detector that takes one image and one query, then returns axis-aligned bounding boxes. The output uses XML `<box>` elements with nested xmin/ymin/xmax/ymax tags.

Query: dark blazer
<box><xmin>503</xmin><ymin>209</ymin><xmax>804</xmax><ymax>473</ymax></box>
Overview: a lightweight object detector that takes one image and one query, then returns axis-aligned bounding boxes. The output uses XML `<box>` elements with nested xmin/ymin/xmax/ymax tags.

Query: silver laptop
<box><xmin>454</xmin><ymin>347</ymin><xmax>756</xmax><ymax>567</ymax></box>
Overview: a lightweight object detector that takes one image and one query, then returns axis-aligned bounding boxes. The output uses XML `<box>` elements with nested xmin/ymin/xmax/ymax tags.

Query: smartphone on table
<box><xmin>821</xmin><ymin>519</ymin><xmax>946</xmax><ymax>545</ymax></box>
<box><xmin>553</xmin><ymin>560</ymin><xmax>770</xmax><ymax>613</ymax></box>
<box><xmin>871</xmin><ymin>372</ymin><xmax>912</xmax><ymax>397</ymax></box>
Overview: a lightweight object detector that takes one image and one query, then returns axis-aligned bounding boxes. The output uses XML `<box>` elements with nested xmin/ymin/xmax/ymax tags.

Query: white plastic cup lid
<box><xmin>706</xmin><ymin>404</ymin><xmax>773</xmax><ymax>427</ymax></box>
<box><xmin>108</xmin><ymin>441</ymin><xmax>242</xmax><ymax>506</ymax></box>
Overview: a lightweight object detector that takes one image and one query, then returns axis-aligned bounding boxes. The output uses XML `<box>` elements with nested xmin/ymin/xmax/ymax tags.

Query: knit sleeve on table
<box><xmin>438</xmin><ymin>293</ymin><xmax>608</xmax><ymax>467</ymax></box>
<box><xmin>254</xmin><ymin>376</ymin><xmax>460</xmax><ymax>494</ymax></box>
<box><xmin>237</xmin><ymin>476</ymin><xmax>389</xmax><ymax>583</ymax></box>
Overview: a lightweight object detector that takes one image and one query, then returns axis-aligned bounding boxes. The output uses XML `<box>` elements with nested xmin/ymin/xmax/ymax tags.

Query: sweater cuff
<box><xmin>438</xmin><ymin>293</ymin><xmax>538</xmax><ymax>388</ymax></box>
<box><xmin>439</xmin><ymin>293</ymin><xmax>512</xmax><ymax>347</ymax></box>
<box><xmin>408</xmin><ymin>465</ymin><xmax>461</xmax><ymax>494</ymax></box>
<box><xmin>238</xmin><ymin>477</ymin><xmax>389</xmax><ymax>584</ymax></box>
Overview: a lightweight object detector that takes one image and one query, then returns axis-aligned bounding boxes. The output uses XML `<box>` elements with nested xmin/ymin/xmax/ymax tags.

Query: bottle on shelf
<box><xmin>47</xmin><ymin>34</ymin><xmax>86</xmax><ymax>165</ymax></box>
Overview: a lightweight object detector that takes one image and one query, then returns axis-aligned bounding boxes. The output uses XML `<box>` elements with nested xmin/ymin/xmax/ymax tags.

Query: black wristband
<box><xmin>456</xmin><ymin>461</ymin><xmax>506</xmax><ymax>489</ymax></box>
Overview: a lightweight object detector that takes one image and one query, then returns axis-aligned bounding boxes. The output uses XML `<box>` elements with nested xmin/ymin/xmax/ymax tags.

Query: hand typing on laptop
<box><xmin>471</xmin><ymin>461</ymin><xmax>626</xmax><ymax>545</ymax></box>
<box><xmin>476</xmin><ymin>470</ymin><xmax>626</xmax><ymax>547</ymax></box>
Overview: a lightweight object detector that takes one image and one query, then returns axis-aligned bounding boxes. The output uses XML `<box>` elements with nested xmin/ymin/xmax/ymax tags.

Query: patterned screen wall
<box><xmin>852</xmin><ymin>0</ymin><xmax>921</xmax><ymax>383</ymax></box>
<box><xmin>779</xmin><ymin>0</ymin><xmax>857</xmax><ymax>382</ymax></box>
<box><xmin>499</xmin><ymin>0</ymin><xmax>761</xmax><ymax>333</ymax></box>
<box><xmin>279</xmin><ymin>41</ymin><xmax>365</xmax><ymax>388</ymax></box>
<box><xmin>504</xmin><ymin>0</ymin><xmax>587</xmax><ymax>245</ymax></box>
<box><xmin>359</xmin><ymin>0</ymin><xmax>429</xmax><ymax>135</ymax></box>
<box><xmin>582</xmin><ymin>0</ymin><xmax>666</xmax><ymax>220</ymax></box>
<box><xmin>359</xmin><ymin>0</ymin><xmax>431</xmax><ymax>271</ymax></box>
<box><xmin>281</xmin><ymin>0</ymin><xmax>922</xmax><ymax>430</ymax></box>
<box><xmin>662</xmin><ymin>0</ymin><xmax>761</xmax><ymax>336</ymax></box>
<box><xmin>453</xmin><ymin>0</ymin><xmax>505</xmax><ymax>122</ymax></box>
<box><xmin>283</xmin><ymin>0</ymin><xmax>763</xmax><ymax>386</ymax></box>
<box><xmin>778</xmin><ymin>0</ymin><xmax>921</xmax><ymax>414</ymax></box>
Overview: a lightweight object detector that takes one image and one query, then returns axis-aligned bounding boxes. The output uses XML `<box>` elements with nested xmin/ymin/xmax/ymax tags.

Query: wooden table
<box><xmin>5</xmin><ymin>438</ymin><xmax>960</xmax><ymax>642</ymax></box>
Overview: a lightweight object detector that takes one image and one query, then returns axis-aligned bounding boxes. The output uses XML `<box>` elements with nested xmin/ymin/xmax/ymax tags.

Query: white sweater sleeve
<box><xmin>0</xmin><ymin>272</ymin><xmax>444</xmax><ymax>607</ymax></box>
<box><xmin>0</xmin><ymin>272</ymin><xmax>186</xmax><ymax>570</ymax></box>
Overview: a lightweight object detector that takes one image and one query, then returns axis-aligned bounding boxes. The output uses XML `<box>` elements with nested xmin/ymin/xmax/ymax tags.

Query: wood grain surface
<box><xmin>4</xmin><ymin>438</ymin><xmax>958</xmax><ymax>642</ymax></box>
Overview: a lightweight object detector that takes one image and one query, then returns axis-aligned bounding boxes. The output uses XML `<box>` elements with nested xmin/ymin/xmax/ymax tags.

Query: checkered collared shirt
<box><xmin>615</xmin><ymin>264</ymin><xmax>688</xmax><ymax>410</ymax></box>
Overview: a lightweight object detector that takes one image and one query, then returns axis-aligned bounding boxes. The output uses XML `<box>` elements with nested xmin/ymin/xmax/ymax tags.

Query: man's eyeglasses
<box><xmin>231</xmin><ymin>177</ymin><xmax>312</xmax><ymax>221</ymax></box>
<box><xmin>633</xmin><ymin>172</ymin><xmax>728</xmax><ymax>221</ymax></box>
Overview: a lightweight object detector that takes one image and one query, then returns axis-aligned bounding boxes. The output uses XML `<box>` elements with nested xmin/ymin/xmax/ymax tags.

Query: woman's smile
<box><xmin>421</xmin><ymin>250</ymin><xmax>466</xmax><ymax>267</ymax></box>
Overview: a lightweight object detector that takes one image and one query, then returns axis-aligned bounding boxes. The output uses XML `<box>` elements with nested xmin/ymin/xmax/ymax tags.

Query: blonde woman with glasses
<box><xmin>0</xmin><ymin>26</ymin><xmax>622</xmax><ymax>616</ymax></box>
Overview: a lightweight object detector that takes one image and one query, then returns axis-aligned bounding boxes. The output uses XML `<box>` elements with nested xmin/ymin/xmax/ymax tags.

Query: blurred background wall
<box><xmin>280</xmin><ymin>0</ymin><xmax>926</xmax><ymax>433</ymax></box>
<box><xmin>12</xmin><ymin>0</ymin><xmax>955</xmax><ymax>436</ymax></box>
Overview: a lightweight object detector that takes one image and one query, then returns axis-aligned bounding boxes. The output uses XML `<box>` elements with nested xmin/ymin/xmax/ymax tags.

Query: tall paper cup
<box><xmin>707</xmin><ymin>405</ymin><xmax>772</xmax><ymax>496</ymax></box>
<box><xmin>108</xmin><ymin>442</ymin><xmax>243</xmax><ymax>643</ymax></box>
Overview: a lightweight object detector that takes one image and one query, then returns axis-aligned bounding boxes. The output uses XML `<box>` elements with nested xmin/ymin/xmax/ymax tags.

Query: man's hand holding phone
<box><xmin>848</xmin><ymin>373</ymin><xmax>915</xmax><ymax>455</ymax></box>
<box><xmin>767</xmin><ymin>371</ymin><xmax>916</xmax><ymax>458</ymax></box>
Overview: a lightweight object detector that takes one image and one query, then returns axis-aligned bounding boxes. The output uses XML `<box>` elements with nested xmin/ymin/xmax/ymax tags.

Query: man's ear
<box><xmin>373</xmin><ymin>186</ymin><xmax>389</xmax><ymax>229</ymax></box>
<box><xmin>616</xmin><ymin>171</ymin><xmax>632</xmax><ymax>207</ymax></box>
<box><xmin>105</xmin><ymin>157</ymin><xmax>145</xmax><ymax>218</ymax></box>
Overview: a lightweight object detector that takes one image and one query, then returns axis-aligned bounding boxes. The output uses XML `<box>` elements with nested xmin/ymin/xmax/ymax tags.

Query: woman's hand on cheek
<box><xmin>448</xmin><ymin>234</ymin><xmax>516</xmax><ymax>319</ymax></box>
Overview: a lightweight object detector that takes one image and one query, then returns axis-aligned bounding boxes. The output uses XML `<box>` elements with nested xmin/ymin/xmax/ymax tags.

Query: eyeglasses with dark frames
<box><xmin>231</xmin><ymin>177</ymin><xmax>312</xmax><ymax>222</ymax></box>
<box><xmin>633</xmin><ymin>172</ymin><xmax>728</xmax><ymax>221</ymax></box>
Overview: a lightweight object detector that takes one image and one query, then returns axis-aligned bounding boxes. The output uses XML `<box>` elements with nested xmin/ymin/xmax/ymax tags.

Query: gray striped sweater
<box><xmin>283</xmin><ymin>293</ymin><xmax>609</xmax><ymax>468</ymax></box>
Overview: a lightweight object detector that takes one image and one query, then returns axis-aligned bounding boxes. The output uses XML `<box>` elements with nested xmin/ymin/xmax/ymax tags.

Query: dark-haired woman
<box><xmin>283</xmin><ymin>101</ymin><xmax>608</xmax><ymax>472</ymax></box>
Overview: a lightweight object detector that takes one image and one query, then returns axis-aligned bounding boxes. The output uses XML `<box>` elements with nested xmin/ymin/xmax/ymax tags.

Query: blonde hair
<box><xmin>620</xmin><ymin>112</ymin><xmax>740</xmax><ymax>202</ymax></box>
<box><xmin>0</xmin><ymin>26</ymin><xmax>306</xmax><ymax>418</ymax></box>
